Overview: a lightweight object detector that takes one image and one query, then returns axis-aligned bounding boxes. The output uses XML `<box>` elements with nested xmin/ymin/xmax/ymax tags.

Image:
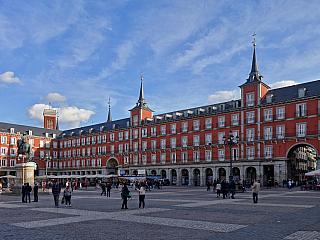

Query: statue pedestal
<box><xmin>12</xmin><ymin>163</ymin><xmax>35</xmax><ymax>194</ymax></box>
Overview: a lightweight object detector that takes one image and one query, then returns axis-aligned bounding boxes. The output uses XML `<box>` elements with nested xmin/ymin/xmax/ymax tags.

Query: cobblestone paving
<box><xmin>0</xmin><ymin>186</ymin><xmax>320</xmax><ymax>240</ymax></box>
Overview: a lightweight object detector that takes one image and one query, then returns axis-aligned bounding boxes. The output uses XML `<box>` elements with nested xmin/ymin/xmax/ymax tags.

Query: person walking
<box><xmin>138</xmin><ymin>183</ymin><xmax>146</xmax><ymax>208</ymax></box>
<box><xmin>225</xmin><ymin>181</ymin><xmax>230</xmax><ymax>198</ymax></box>
<box><xmin>206</xmin><ymin>181</ymin><xmax>211</xmax><ymax>191</ymax></box>
<box><xmin>101</xmin><ymin>183</ymin><xmax>106</xmax><ymax>196</ymax></box>
<box><xmin>252</xmin><ymin>180</ymin><xmax>260</xmax><ymax>204</ymax></box>
<box><xmin>25</xmin><ymin>183</ymin><xmax>32</xmax><ymax>203</ymax></box>
<box><xmin>63</xmin><ymin>186</ymin><xmax>72</xmax><ymax>207</ymax></box>
<box><xmin>33</xmin><ymin>182</ymin><xmax>39</xmax><ymax>202</ymax></box>
<box><xmin>230</xmin><ymin>180</ymin><xmax>236</xmax><ymax>199</ymax></box>
<box><xmin>106</xmin><ymin>182</ymin><xmax>112</xmax><ymax>197</ymax></box>
<box><xmin>216</xmin><ymin>181</ymin><xmax>221</xmax><ymax>198</ymax></box>
<box><xmin>121</xmin><ymin>184</ymin><xmax>130</xmax><ymax>209</ymax></box>
<box><xmin>52</xmin><ymin>181</ymin><xmax>61</xmax><ymax>208</ymax></box>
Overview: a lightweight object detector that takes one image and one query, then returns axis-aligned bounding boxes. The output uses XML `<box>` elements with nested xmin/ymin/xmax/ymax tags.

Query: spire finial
<box><xmin>141</xmin><ymin>70</ymin><xmax>143</xmax><ymax>81</ymax></box>
<box><xmin>107</xmin><ymin>96</ymin><xmax>112</xmax><ymax>122</ymax></box>
<box><xmin>108</xmin><ymin>96</ymin><xmax>111</xmax><ymax>108</ymax></box>
<box><xmin>252</xmin><ymin>31</ymin><xmax>257</xmax><ymax>47</ymax></box>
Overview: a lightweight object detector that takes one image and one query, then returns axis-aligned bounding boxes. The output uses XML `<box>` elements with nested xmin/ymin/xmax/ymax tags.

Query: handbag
<box><xmin>61</xmin><ymin>197</ymin><xmax>65</xmax><ymax>204</ymax></box>
<box><xmin>128</xmin><ymin>191</ymin><xmax>132</xmax><ymax>198</ymax></box>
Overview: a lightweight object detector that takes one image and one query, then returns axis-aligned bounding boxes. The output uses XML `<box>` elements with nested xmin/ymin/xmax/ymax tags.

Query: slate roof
<box><xmin>0</xmin><ymin>122</ymin><xmax>62</xmax><ymax>137</ymax></box>
<box><xmin>261</xmin><ymin>79</ymin><xmax>320</xmax><ymax>104</ymax></box>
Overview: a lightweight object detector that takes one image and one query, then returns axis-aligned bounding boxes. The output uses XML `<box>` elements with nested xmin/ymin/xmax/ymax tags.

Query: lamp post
<box><xmin>42</xmin><ymin>153</ymin><xmax>51</xmax><ymax>181</ymax></box>
<box><xmin>223</xmin><ymin>130</ymin><xmax>239</xmax><ymax>183</ymax></box>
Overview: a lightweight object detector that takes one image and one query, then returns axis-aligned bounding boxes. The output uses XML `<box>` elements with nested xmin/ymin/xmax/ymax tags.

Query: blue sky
<box><xmin>1</xmin><ymin>0</ymin><xmax>320</xmax><ymax>130</ymax></box>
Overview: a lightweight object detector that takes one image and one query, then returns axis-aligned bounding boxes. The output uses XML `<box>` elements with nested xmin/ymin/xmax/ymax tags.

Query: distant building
<box><xmin>0</xmin><ymin>43</ymin><xmax>319</xmax><ymax>186</ymax></box>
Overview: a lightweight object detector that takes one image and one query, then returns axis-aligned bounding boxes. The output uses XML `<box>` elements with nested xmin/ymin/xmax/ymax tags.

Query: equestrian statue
<box><xmin>17</xmin><ymin>132</ymin><xmax>32</xmax><ymax>162</ymax></box>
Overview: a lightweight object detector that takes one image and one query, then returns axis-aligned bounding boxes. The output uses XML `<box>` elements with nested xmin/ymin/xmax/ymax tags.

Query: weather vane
<box><xmin>108</xmin><ymin>96</ymin><xmax>111</xmax><ymax>107</ymax></box>
<box><xmin>141</xmin><ymin>70</ymin><xmax>143</xmax><ymax>81</ymax></box>
<box><xmin>252</xmin><ymin>31</ymin><xmax>257</xmax><ymax>46</ymax></box>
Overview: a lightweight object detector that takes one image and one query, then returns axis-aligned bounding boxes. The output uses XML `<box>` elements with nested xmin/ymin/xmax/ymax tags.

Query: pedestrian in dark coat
<box><xmin>221</xmin><ymin>180</ymin><xmax>227</xmax><ymax>199</ymax></box>
<box><xmin>230</xmin><ymin>180</ymin><xmax>236</xmax><ymax>199</ymax></box>
<box><xmin>25</xmin><ymin>183</ymin><xmax>32</xmax><ymax>203</ymax></box>
<box><xmin>101</xmin><ymin>183</ymin><xmax>106</xmax><ymax>196</ymax></box>
<box><xmin>206</xmin><ymin>181</ymin><xmax>210</xmax><ymax>191</ymax></box>
<box><xmin>21</xmin><ymin>183</ymin><xmax>26</xmax><ymax>202</ymax></box>
<box><xmin>52</xmin><ymin>181</ymin><xmax>61</xmax><ymax>208</ymax></box>
<box><xmin>106</xmin><ymin>182</ymin><xmax>112</xmax><ymax>197</ymax></box>
<box><xmin>121</xmin><ymin>184</ymin><xmax>130</xmax><ymax>209</ymax></box>
<box><xmin>33</xmin><ymin>183</ymin><xmax>39</xmax><ymax>202</ymax></box>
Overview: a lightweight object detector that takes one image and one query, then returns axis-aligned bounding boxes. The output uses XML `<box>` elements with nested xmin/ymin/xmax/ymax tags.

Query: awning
<box><xmin>0</xmin><ymin>175</ymin><xmax>16</xmax><ymax>178</ymax></box>
<box><xmin>305</xmin><ymin>169</ymin><xmax>320</xmax><ymax>176</ymax></box>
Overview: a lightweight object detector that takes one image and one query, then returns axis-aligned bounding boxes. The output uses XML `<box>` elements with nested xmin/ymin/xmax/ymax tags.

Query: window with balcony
<box><xmin>264</xmin><ymin>109</ymin><xmax>273</xmax><ymax>122</ymax></box>
<box><xmin>124</xmin><ymin>131</ymin><xmax>129</xmax><ymax>140</ymax></box>
<box><xmin>142</xmin><ymin>155</ymin><xmax>147</xmax><ymax>165</ymax></box>
<box><xmin>193</xmin><ymin>151</ymin><xmax>200</xmax><ymax>162</ymax></box>
<box><xmin>82</xmin><ymin>148</ymin><xmax>86</xmax><ymax>156</ymax></box>
<box><xmin>218</xmin><ymin>132</ymin><xmax>225</xmax><ymax>144</ymax></box>
<box><xmin>133</xmin><ymin>115</ymin><xmax>138</xmax><ymax>126</ymax></box>
<box><xmin>231</xmin><ymin>114</ymin><xmax>239</xmax><ymax>126</ymax></box>
<box><xmin>171</xmin><ymin>124</ymin><xmax>176</xmax><ymax>134</ymax></box>
<box><xmin>110</xmin><ymin>145</ymin><xmax>114</xmax><ymax>154</ymax></box>
<box><xmin>247</xmin><ymin>147</ymin><xmax>255</xmax><ymax>159</ymax></box>
<box><xmin>97</xmin><ymin>158</ymin><xmax>101</xmax><ymax>167</ymax></box>
<box><xmin>151</xmin><ymin>127</ymin><xmax>157</xmax><ymax>136</ymax></box>
<box><xmin>296</xmin><ymin>103</ymin><xmax>307</xmax><ymax>117</ymax></box>
<box><xmin>181</xmin><ymin>152</ymin><xmax>188</xmax><ymax>163</ymax></box>
<box><xmin>119</xmin><ymin>144</ymin><xmax>123</xmax><ymax>153</ymax></box>
<box><xmin>193</xmin><ymin>135</ymin><xmax>200</xmax><ymax>146</ymax></box>
<box><xmin>124</xmin><ymin>144</ymin><xmax>129</xmax><ymax>153</ymax></box>
<box><xmin>276</xmin><ymin>107</ymin><xmax>285</xmax><ymax>120</ymax></box>
<box><xmin>193</xmin><ymin>120</ymin><xmax>200</xmax><ymax>131</ymax></box>
<box><xmin>92</xmin><ymin>136</ymin><xmax>96</xmax><ymax>144</ymax></box>
<box><xmin>110</xmin><ymin>133</ymin><xmax>115</xmax><ymax>142</ymax></box>
<box><xmin>170</xmin><ymin>153</ymin><xmax>176</xmax><ymax>163</ymax></box>
<box><xmin>205</xmin><ymin>118</ymin><xmax>212</xmax><ymax>129</ymax></box>
<box><xmin>246</xmin><ymin>128</ymin><xmax>255</xmax><ymax>141</ymax></box>
<box><xmin>124</xmin><ymin>156</ymin><xmax>129</xmax><ymax>165</ymax></box>
<box><xmin>151</xmin><ymin>140</ymin><xmax>156</xmax><ymax>150</ymax></box>
<box><xmin>92</xmin><ymin>147</ymin><xmax>96</xmax><ymax>155</ymax></box>
<box><xmin>297</xmin><ymin>123</ymin><xmax>306</xmax><ymax>137</ymax></box>
<box><xmin>151</xmin><ymin>154</ymin><xmax>156</xmax><ymax>164</ymax></box>
<box><xmin>82</xmin><ymin>138</ymin><xmax>85</xmax><ymax>145</ymax></box>
<box><xmin>77</xmin><ymin>149</ymin><xmax>80</xmax><ymax>156</ymax></box>
<box><xmin>87</xmin><ymin>148</ymin><xmax>90</xmax><ymax>156</ymax></box>
<box><xmin>181</xmin><ymin>136</ymin><xmax>188</xmax><ymax>147</ymax></box>
<box><xmin>246</xmin><ymin>111</ymin><xmax>255</xmax><ymax>124</ymax></box>
<box><xmin>265</xmin><ymin>146</ymin><xmax>273</xmax><ymax>158</ymax></box>
<box><xmin>205</xmin><ymin>150</ymin><xmax>212</xmax><ymax>162</ymax></box>
<box><xmin>68</xmin><ymin>150</ymin><xmax>71</xmax><ymax>158</ymax></box>
<box><xmin>264</xmin><ymin>127</ymin><xmax>273</xmax><ymax>140</ymax></box>
<box><xmin>182</xmin><ymin>122</ymin><xmax>188</xmax><ymax>132</ymax></box>
<box><xmin>205</xmin><ymin>133</ymin><xmax>212</xmax><ymax>145</ymax></box>
<box><xmin>72</xmin><ymin>139</ymin><xmax>76</xmax><ymax>147</ymax></box>
<box><xmin>142</xmin><ymin>128</ymin><xmax>147</xmax><ymax>137</ymax></box>
<box><xmin>218</xmin><ymin>116</ymin><xmax>225</xmax><ymax>128</ymax></box>
<box><xmin>160</xmin><ymin>139</ymin><xmax>166</xmax><ymax>149</ymax></box>
<box><xmin>10</xmin><ymin>159</ymin><xmax>15</xmax><ymax>167</ymax></box>
<box><xmin>142</xmin><ymin>141</ymin><xmax>147</xmax><ymax>151</ymax></box>
<box><xmin>1</xmin><ymin>136</ymin><xmax>7</xmax><ymax>144</ymax></box>
<box><xmin>218</xmin><ymin>149</ymin><xmax>225</xmax><ymax>161</ymax></box>
<box><xmin>133</xmin><ymin>142</ymin><xmax>138</xmax><ymax>152</ymax></box>
<box><xmin>103</xmin><ymin>135</ymin><xmax>107</xmax><ymax>143</ymax></box>
<box><xmin>10</xmin><ymin>137</ymin><xmax>16</xmax><ymax>145</ymax></box>
<box><xmin>161</xmin><ymin>153</ymin><xmax>166</xmax><ymax>164</ymax></box>
<box><xmin>77</xmin><ymin>139</ymin><xmax>80</xmax><ymax>146</ymax></box>
<box><xmin>86</xmin><ymin>137</ymin><xmax>90</xmax><ymax>145</ymax></box>
<box><xmin>161</xmin><ymin>125</ymin><xmax>166</xmax><ymax>135</ymax></box>
<box><xmin>170</xmin><ymin>138</ymin><xmax>176</xmax><ymax>148</ymax></box>
<box><xmin>118</xmin><ymin>132</ymin><xmax>123</xmax><ymax>141</ymax></box>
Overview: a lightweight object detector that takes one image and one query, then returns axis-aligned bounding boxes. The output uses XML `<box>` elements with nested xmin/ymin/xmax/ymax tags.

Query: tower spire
<box><xmin>56</xmin><ymin>112</ymin><xmax>59</xmax><ymax>130</ymax></box>
<box><xmin>247</xmin><ymin>32</ymin><xmax>262</xmax><ymax>83</ymax></box>
<box><xmin>107</xmin><ymin>96</ymin><xmax>112</xmax><ymax>122</ymax></box>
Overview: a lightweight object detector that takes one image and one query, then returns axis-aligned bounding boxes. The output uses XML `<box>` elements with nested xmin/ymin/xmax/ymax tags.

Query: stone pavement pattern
<box><xmin>0</xmin><ymin>186</ymin><xmax>320</xmax><ymax>240</ymax></box>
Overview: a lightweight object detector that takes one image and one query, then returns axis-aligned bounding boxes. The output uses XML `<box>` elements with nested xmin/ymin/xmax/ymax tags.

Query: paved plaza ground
<box><xmin>0</xmin><ymin>185</ymin><xmax>320</xmax><ymax>240</ymax></box>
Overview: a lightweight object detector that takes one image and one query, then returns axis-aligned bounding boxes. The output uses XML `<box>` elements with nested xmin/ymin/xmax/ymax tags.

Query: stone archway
<box><xmin>218</xmin><ymin>168</ymin><xmax>226</xmax><ymax>180</ymax></box>
<box><xmin>193</xmin><ymin>168</ymin><xmax>200</xmax><ymax>186</ymax></box>
<box><xmin>246</xmin><ymin>167</ymin><xmax>256</xmax><ymax>185</ymax></box>
<box><xmin>181</xmin><ymin>169</ymin><xmax>189</xmax><ymax>185</ymax></box>
<box><xmin>106</xmin><ymin>158</ymin><xmax>119</xmax><ymax>175</ymax></box>
<box><xmin>161</xmin><ymin>169</ymin><xmax>166</xmax><ymax>178</ymax></box>
<box><xmin>205</xmin><ymin>168</ymin><xmax>213</xmax><ymax>184</ymax></box>
<box><xmin>151</xmin><ymin>170</ymin><xmax>157</xmax><ymax>176</ymax></box>
<box><xmin>286</xmin><ymin>143</ymin><xmax>317</xmax><ymax>184</ymax></box>
<box><xmin>233</xmin><ymin>167</ymin><xmax>240</xmax><ymax>182</ymax></box>
<box><xmin>170</xmin><ymin>169</ymin><xmax>177</xmax><ymax>185</ymax></box>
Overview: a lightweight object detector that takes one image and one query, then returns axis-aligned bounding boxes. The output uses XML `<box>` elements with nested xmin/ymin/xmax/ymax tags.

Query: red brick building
<box><xmin>0</xmin><ymin>44</ymin><xmax>319</xmax><ymax>186</ymax></box>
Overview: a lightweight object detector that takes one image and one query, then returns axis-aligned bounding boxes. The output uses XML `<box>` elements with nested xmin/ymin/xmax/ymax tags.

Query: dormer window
<box><xmin>219</xmin><ymin>104</ymin><xmax>225</xmax><ymax>111</ymax></box>
<box><xmin>112</xmin><ymin>124</ymin><xmax>115</xmax><ymax>129</ymax></box>
<box><xmin>266</xmin><ymin>94</ymin><xmax>273</xmax><ymax>103</ymax></box>
<box><xmin>28</xmin><ymin>130</ymin><xmax>33</xmax><ymax>136</ymax></box>
<box><xmin>127</xmin><ymin>121</ymin><xmax>130</xmax><ymax>127</ymax></box>
<box><xmin>10</xmin><ymin>128</ymin><xmax>14</xmax><ymax>134</ymax></box>
<box><xmin>45</xmin><ymin>133</ymin><xmax>49</xmax><ymax>138</ymax></box>
<box><xmin>298</xmin><ymin>88</ymin><xmax>306</xmax><ymax>98</ymax></box>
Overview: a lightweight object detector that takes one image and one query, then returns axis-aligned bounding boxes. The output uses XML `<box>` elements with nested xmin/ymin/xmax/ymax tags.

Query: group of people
<box><xmin>214</xmin><ymin>179</ymin><xmax>260</xmax><ymax>203</ymax></box>
<box><xmin>214</xmin><ymin>180</ymin><xmax>236</xmax><ymax>199</ymax></box>
<box><xmin>100</xmin><ymin>182</ymin><xmax>112</xmax><ymax>197</ymax></box>
<box><xmin>121</xmin><ymin>182</ymin><xmax>146</xmax><ymax>209</ymax></box>
<box><xmin>21</xmin><ymin>182</ymin><xmax>38</xmax><ymax>203</ymax></box>
<box><xmin>52</xmin><ymin>181</ymin><xmax>73</xmax><ymax>207</ymax></box>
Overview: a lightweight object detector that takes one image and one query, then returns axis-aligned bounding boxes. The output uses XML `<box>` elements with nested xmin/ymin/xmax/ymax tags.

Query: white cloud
<box><xmin>39</xmin><ymin>93</ymin><xmax>67</xmax><ymax>103</ymax></box>
<box><xmin>26</xmin><ymin>103</ymin><xmax>95</xmax><ymax>129</ymax></box>
<box><xmin>0</xmin><ymin>71</ymin><xmax>21</xmax><ymax>84</ymax></box>
<box><xmin>270</xmin><ymin>80</ymin><xmax>298</xmax><ymax>89</ymax></box>
<box><xmin>208</xmin><ymin>90</ymin><xmax>240</xmax><ymax>104</ymax></box>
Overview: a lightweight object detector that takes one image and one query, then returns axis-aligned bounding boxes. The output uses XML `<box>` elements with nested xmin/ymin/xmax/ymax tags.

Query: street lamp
<box><xmin>42</xmin><ymin>153</ymin><xmax>51</xmax><ymax>181</ymax></box>
<box><xmin>223</xmin><ymin>130</ymin><xmax>239</xmax><ymax>183</ymax></box>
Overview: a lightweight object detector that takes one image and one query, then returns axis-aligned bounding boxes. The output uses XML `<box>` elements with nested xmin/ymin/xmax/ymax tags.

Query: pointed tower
<box><xmin>239</xmin><ymin>32</ymin><xmax>270</xmax><ymax>107</ymax></box>
<box><xmin>107</xmin><ymin>97</ymin><xmax>112</xmax><ymax>122</ymax></box>
<box><xmin>56</xmin><ymin>113</ymin><xmax>59</xmax><ymax>130</ymax></box>
<box><xmin>129</xmin><ymin>71</ymin><xmax>154</xmax><ymax>126</ymax></box>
